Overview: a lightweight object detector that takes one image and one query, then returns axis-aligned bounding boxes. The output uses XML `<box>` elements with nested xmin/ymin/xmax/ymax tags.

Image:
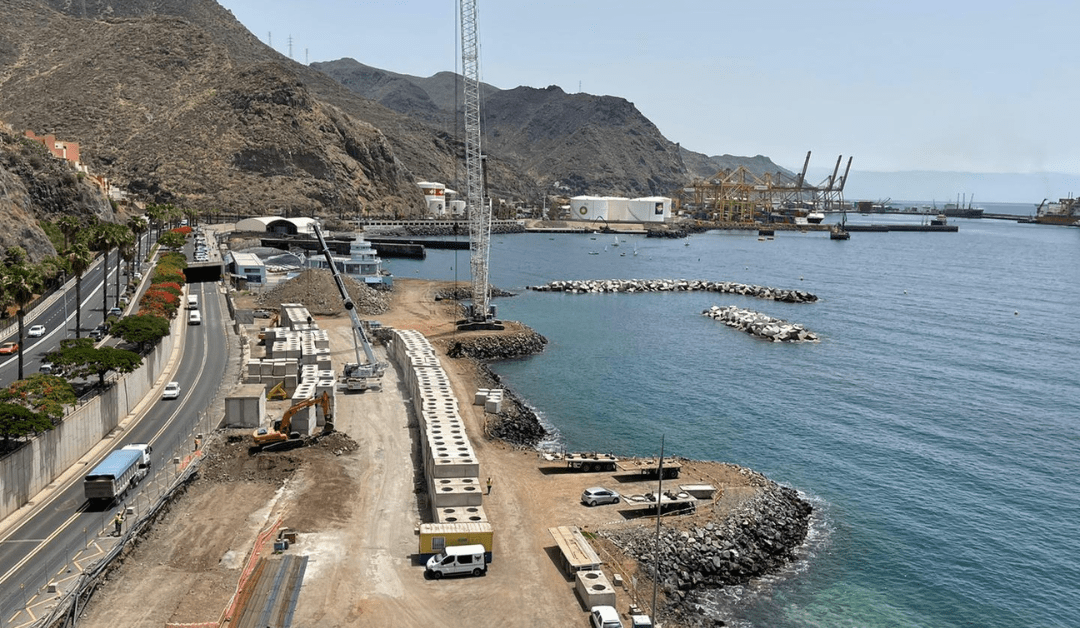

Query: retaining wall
<box><xmin>0</xmin><ymin>314</ymin><xmax>178</xmax><ymax>521</ymax></box>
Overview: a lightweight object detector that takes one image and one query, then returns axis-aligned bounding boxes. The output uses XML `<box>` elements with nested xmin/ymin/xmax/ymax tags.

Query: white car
<box><xmin>28</xmin><ymin>324</ymin><xmax>46</xmax><ymax>337</ymax></box>
<box><xmin>590</xmin><ymin>606</ymin><xmax>623</xmax><ymax>628</ymax></box>
<box><xmin>188</xmin><ymin>311</ymin><xmax>201</xmax><ymax>325</ymax></box>
<box><xmin>162</xmin><ymin>382</ymin><xmax>180</xmax><ymax>399</ymax></box>
<box><xmin>581</xmin><ymin>487</ymin><xmax>620</xmax><ymax>506</ymax></box>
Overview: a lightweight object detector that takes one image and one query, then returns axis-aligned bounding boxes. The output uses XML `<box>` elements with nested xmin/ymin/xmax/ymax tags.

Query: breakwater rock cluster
<box><xmin>476</xmin><ymin>364</ymin><xmax>548</xmax><ymax>447</ymax></box>
<box><xmin>529</xmin><ymin>279</ymin><xmax>818</xmax><ymax>303</ymax></box>
<box><xmin>443</xmin><ymin>329</ymin><xmax>548</xmax><ymax>361</ymax></box>
<box><xmin>377</xmin><ymin>223</ymin><xmax>526</xmax><ymax>237</ymax></box>
<box><xmin>703</xmin><ymin>305</ymin><xmax>819</xmax><ymax>342</ymax></box>
<box><xmin>602</xmin><ymin>474</ymin><xmax>812</xmax><ymax>627</ymax></box>
<box><xmin>433</xmin><ymin>285</ymin><xmax>516</xmax><ymax>301</ymax></box>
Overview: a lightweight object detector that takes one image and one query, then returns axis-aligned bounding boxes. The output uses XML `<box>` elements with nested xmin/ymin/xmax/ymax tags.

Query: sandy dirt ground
<box><xmin>76</xmin><ymin>279</ymin><xmax>758</xmax><ymax>628</ymax></box>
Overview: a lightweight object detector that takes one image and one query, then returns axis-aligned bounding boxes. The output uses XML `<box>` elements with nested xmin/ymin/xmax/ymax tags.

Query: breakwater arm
<box><xmin>703</xmin><ymin>305</ymin><xmax>819</xmax><ymax>342</ymax></box>
<box><xmin>529</xmin><ymin>279</ymin><xmax>818</xmax><ymax>303</ymax></box>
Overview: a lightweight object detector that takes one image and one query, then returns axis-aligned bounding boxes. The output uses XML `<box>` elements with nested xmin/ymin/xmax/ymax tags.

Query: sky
<box><xmin>217</xmin><ymin>0</ymin><xmax>1080</xmax><ymax>201</ymax></box>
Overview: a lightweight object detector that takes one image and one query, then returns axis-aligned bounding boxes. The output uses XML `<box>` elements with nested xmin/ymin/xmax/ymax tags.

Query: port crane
<box><xmin>312</xmin><ymin>223</ymin><xmax>387</xmax><ymax>391</ymax></box>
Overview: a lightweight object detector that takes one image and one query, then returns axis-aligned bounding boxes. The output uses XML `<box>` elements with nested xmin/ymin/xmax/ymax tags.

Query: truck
<box><xmin>417</xmin><ymin>522</ymin><xmax>493</xmax><ymax>564</ymax></box>
<box><xmin>83</xmin><ymin>444</ymin><xmax>153</xmax><ymax>505</ymax></box>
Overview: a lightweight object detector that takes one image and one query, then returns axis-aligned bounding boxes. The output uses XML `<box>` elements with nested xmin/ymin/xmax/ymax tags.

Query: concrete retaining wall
<box><xmin>0</xmin><ymin>314</ymin><xmax>178</xmax><ymax>521</ymax></box>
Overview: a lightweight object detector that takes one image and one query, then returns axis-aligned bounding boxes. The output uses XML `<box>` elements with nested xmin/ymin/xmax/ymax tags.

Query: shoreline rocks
<box><xmin>601</xmin><ymin>473</ymin><xmax>813</xmax><ymax>628</ymax></box>
<box><xmin>529</xmin><ymin>279</ymin><xmax>817</xmax><ymax>303</ymax></box>
<box><xmin>702</xmin><ymin>305</ymin><xmax>819</xmax><ymax>342</ymax></box>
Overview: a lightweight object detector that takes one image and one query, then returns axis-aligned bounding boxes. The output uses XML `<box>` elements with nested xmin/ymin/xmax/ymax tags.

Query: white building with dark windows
<box><xmin>570</xmin><ymin>196</ymin><xmax>671</xmax><ymax>223</ymax></box>
<box><xmin>227</xmin><ymin>252</ymin><xmax>267</xmax><ymax>284</ymax></box>
<box><xmin>304</xmin><ymin>232</ymin><xmax>392</xmax><ymax>287</ymax></box>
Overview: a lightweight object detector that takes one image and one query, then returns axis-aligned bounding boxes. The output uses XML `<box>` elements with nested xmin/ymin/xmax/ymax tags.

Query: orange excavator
<box><xmin>253</xmin><ymin>391</ymin><xmax>333</xmax><ymax>451</ymax></box>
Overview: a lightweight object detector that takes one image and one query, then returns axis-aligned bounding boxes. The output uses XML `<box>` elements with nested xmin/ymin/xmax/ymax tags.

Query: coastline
<box><xmin>440</xmin><ymin>319</ymin><xmax>814</xmax><ymax>625</ymax></box>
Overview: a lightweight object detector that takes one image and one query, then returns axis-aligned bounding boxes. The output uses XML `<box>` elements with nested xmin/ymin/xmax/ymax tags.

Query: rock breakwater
<box><xmin>702</xmin><ymin>305</ymin><xmax>819</xmax><ymax>342</ymax></box>
<box><xmin>602</xmin><ymin>471</ymin><xmax>812</xmax><ymax>627</ymax></box>
<box><xmin>529</xmin><ymin>279</ymin><xmax>818</xmax><ymax>303</ymax></box>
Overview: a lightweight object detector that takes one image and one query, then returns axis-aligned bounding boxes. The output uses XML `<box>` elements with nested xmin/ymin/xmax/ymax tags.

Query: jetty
<box><xmin>529</xmin><ymin>279</ymin><xmax>818</xmax><ymax>303</ymax></box>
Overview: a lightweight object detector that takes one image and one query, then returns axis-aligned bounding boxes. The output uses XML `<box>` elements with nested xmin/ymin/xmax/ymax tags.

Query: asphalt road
<box><xmin>0</xmin><ymin>279</ymin><xmax>230</xmax><ymax>625</ymax></box>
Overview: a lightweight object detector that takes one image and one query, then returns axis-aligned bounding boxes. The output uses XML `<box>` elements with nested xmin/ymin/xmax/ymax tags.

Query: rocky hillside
<box><xmin>0</xmin><ymin>0</ymin><xmax>429</xmax><ymax>217</ymax></box>
<box><xmin>314</xmin><ymin>58</ymin><xmax>792</xmax><ymax>197</ymax></box>
<box><xmin>0</xmin><ymin>124</ymin><xmax>116</xmax><ymax>261</ymax></box>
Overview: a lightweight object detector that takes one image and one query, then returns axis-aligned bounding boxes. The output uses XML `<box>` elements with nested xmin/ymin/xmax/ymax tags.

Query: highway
<box><xmin>0</xmin><ymin>278</ymin><xmax>230</xmax><ymax>627</ymax></box>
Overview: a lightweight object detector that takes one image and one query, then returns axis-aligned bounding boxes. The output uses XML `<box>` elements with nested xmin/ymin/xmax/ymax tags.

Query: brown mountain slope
<box><xmin>0</xmin><ymin>124</ymin><xmax>115</xmax><ymax>261</ymax></box>
<box><xmin>314</xmin><ymin>58</ymin><xmax>793</xmax><ymax>197</ymax></box>
<box><xmin>0</xmin><ymin>1</ymin><xmax>428</xmax><ymax>217</ymax></box>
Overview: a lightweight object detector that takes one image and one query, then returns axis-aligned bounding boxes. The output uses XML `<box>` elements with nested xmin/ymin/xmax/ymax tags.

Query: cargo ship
<box><xmin>1035</xmin><ymin>197</ymin><xmax>1079</xmax><ymax>225</ymax></box>
<box><xmin>943</xmin><ymin>194</ymin><xmax>984</xmax><ymax>218</ymax></box>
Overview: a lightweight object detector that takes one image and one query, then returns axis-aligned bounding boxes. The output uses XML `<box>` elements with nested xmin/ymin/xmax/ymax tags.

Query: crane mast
<box><xmin>461</xmin><ymin>0</ymin><xmax>492</xmax><ymax>324</ymax></box>
<box><xmin>312</xmin><ymin>224</ymin><xmax>386</xmax><ymax>390</ymax></box>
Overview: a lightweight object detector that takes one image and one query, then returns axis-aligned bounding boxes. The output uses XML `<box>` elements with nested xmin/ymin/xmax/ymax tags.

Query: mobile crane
<box><xmin>312</xmin><ymin>223</ymin><xmax>388</xmax><ymax>391</ymax></box>
<box><xmin>252</xmin><ymin>391</ymin><xmax>333</xmax><ymax>451</ymax></box>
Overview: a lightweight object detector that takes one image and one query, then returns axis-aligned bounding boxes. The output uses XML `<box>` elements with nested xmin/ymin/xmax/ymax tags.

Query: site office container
<box><xmin>417</xmin><ymin>522</ymin><xmax>493</xmax><ymax>563</ymax></box>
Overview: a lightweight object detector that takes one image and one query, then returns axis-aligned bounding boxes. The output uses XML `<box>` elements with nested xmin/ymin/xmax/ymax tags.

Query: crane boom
<box><xmin>312</xmin><ymin>224</ymin><xmax>386</xmax><ymax>388</ymax></box>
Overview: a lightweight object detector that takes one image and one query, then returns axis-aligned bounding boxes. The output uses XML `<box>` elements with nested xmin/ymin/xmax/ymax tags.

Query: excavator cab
<box><xmin>252</xmin><ymin>391</ymin><xmax>333</xmax><ymax>451</ymax></box>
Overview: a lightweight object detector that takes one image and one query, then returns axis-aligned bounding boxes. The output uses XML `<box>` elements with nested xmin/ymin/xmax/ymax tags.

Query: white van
<box><xmin>187</xmin><ymin>294</ymin><xmax>198</xmax><ymax>309</ymax></box>
<box><xmin>188</xmin><ymin>310</ymin><xmax>201</xmax><ymax>325</ymax></box>
<box><xmin>425</xmin><ymin>544</ymin><xmax>487</xmax><ymax>579</ymax></box>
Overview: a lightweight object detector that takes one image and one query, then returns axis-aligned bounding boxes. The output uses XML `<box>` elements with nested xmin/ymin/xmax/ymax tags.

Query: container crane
<box><xmin>312</xmin><ymin>223</ymin><xmax>387</xmax><ymax>391</ymax></box>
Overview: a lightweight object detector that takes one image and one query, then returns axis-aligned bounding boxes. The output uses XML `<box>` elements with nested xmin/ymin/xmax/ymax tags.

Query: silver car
<box><xmin>581</xmin><ymin>487</ymin><xmax>620</xmax><ymax>507</ymax></box>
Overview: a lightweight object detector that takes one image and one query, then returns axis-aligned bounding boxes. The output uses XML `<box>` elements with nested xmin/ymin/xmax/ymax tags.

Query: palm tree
<box><xmin>65</xmin><ymin>244</ymin><xmax>93</xmax><ymax>338</ymax></box>
<box><xmin>57</xmin><ymin>215</ymin><xmax>81</xmax><ymax>250</ymax></box>
<box><xmin>89</xmin><ymin>223</ymin><xmax>115</xmax><ymax>316</ymax></box>
<box><xmin>108</xmin><ymin>224</ymin><xmax>134</xmax><ymax>309</ymax></box>
<box><xmin>0</xmin><ymin>250</ymin><xmax>44</xmax><ymax>380</ymax></box>
<box><xmin>127</xmin><ymin>215</ymin><xmax>148</xmax><ymax>265</ymax></box>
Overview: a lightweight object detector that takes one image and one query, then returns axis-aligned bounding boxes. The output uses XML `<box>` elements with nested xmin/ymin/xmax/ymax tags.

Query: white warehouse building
<box><xmin>570</xmin><ymin>196</ymin><xmax>671</xmax><ymax>223</ymax></box>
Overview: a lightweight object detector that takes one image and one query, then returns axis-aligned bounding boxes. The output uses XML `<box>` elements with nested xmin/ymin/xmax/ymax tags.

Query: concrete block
<box><xmin>575</xmin><ymin>571</ymin><xmax>616</xmax><ymax>608</ymax></box>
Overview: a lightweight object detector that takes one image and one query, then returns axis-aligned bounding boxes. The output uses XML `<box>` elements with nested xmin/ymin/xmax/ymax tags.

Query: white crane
<box><xmin>460</xmin><ymin>0</ymin><xmax>494</xmax><ymax>327</ymax></box>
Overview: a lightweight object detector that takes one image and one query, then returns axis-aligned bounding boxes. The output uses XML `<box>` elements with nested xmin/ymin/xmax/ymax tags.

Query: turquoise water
<box><xmin>384</xmin><ymin>216</ymin><xmax>1080</xmax><ymax>628</ymax></box>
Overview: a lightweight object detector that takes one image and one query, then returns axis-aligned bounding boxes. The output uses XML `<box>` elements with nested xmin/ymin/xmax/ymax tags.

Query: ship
<box><xmin>1035</xmin><ymin>197</ymin><xmax>1080</xmax><ymax>225</ymax></box>
<box><xmin>942</xmin><ymin>194</ymin><xmax>984</xmax><ymax>218</ymax></box>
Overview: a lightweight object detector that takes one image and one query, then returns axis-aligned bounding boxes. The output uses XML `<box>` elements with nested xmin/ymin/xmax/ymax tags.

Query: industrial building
<box><xmin>418</xmin><ymin>181</ymin><xmax>465</xmax><ymax>217</ymax></box>
<box><xmin>570</xmin><ymin>196</ymin><xmax>671</xmax><ymax>223</ymax></box>
<box><xmin>234</xmin><ymin>216</ymin><xmax>319</xmax><ymax>235</ymax></box>
<box><xmin>226</xmin><ymin>252</ymin><xmax>267</xmax><ymax>285</ymax></box>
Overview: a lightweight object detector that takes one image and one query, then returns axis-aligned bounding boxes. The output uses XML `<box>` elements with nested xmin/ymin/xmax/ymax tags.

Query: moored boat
<box><xmin>1035</xmin><ymin>197</ymin><xmax>1079</xmax><ymax>225</ymax></box>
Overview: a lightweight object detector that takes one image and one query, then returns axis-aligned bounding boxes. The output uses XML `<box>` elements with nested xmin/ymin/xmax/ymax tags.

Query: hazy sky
<box><xmin>218</xmin><ymin>0</ymin><xmax>1078</xmax><ymax>179</ymax></box>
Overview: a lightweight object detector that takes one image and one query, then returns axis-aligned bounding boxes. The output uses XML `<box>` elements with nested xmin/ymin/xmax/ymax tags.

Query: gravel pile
<box><xmin>257</xmin><ymin>269</ymin><xmax>392</xmax><ymax>316</ymax></box>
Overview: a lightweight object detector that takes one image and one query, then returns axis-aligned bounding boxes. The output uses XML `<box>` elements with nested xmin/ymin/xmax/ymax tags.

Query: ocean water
<box><xmin>384</xmin><ymin>216</ymin><xmax>1080</xmax><ymax>628</ymax></box>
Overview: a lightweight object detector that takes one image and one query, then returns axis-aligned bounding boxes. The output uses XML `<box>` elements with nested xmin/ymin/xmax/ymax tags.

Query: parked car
<box><xmin>39</xmin><ymin>362</ymin><xmax>62</xmax><ymax>376</ymax></box>
<box><xmin>581</xmin><ymin>487</ymin><xmax>621</xmax><ymax>507</ymax></box>
<box><xmin>0</xmin><ymin>342</ymin><xmax>18</xmax><ymax>355</ymax></box>
<box><xmin>89</xmin><ymin>325</ymin><xmax>107</xmax><ymax>340</ymax></box>
<box><xmin>590</xmin><ymin>606</ymin><xmax>624</xmax><ymax>628</ymax></box>
<box><xmin>28</xmin><ymin>324</ymin><xmax>46</xmax><ymax>337</ymax></box>
<box><xmin>107</xmin><ymin>307</ymin><xmax>123</xmax><ymax>318</ymax></box>
<box><xmin>162</xmin><ymin>382</ymin><xmax>181</xmax><ymax>400</ymax></box>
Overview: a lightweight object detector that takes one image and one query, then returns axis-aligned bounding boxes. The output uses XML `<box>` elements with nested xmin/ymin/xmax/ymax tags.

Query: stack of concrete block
<box><xmin>429</xmin><ymin>477</ymin><xmax>484</xmax><ymax>507</ymax></box>
<box><xmin>475</xmin><ymin>388</ymin><xmax>504</xmax><ymax>413</ymax></box>
<box><xmin>387</xmin><ymin>328</ymin><xmax>485</xmax><ymax>520</ymax></box>
<box><xmin>435</xmin><ymin>505</ymin><xmax>488</xmax><ymax>524</ymax></box>
<box><xmin>280</xmin><ymin>303</ymin><xmax>312</xmax><ymax>329</ymax></box>
<box><xmin>288</xmin><ymin>384</ymin><xmax>317</xmax><ymax>437</ymax></box>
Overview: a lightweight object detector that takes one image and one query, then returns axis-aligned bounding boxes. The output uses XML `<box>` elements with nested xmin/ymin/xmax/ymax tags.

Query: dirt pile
<box><xmin>256</xmin><ymin>269</ymin><xmax>391</xmax><ymax>316</ymax></box>
<box><xmin>197</xmin><ymin>430</ymin><xmax>360</xmax><ymax>485</ymax></box>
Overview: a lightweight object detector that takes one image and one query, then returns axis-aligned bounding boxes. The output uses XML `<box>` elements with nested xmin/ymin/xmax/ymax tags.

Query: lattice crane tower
<box><xmin>461</xmin><ymin>0</ymin><xmax>492</xmax><ymax>322</ymax></box>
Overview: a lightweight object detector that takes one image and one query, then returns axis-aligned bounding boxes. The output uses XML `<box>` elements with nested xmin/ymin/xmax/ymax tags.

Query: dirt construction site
<box><xmin>74</xmin><ymin>278</ymin><xmax>764</xmax><ymax>628</ymax></box>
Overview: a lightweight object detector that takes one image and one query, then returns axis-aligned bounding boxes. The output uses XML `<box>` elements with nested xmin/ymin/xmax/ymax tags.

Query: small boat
<box><xmin>830</xmin><ymin>213</ymin><xmax>850</xmax><ymax>240</ymax></box>
<box><xmin>807</xmin><ymin>210</ymin><xmax>825</xmax><ymax>224</ymax></box>
<box><xmin>588</xmin><ymin>251</ymin><xmax>600</xmax><ymax>255</ymax></box>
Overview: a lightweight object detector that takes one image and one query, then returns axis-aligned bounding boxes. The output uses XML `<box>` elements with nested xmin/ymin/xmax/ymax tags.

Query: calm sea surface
<box><xmin>384</xmin><ymin>212</ymin><xmax>1080</xmax><ymax>628</ymax></box>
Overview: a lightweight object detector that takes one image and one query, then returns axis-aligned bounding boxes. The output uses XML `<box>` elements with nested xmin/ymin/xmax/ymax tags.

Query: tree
<box><xmin>158</xmin><ymin>230</ymin><xmax>187</xmax><ymax>250</ymax></box>
<box><xmin>57</xmin><ymin>215</ymin><xmax>81</xmax><ymax>250</ymax></box>
<box><xmin>64</xmin><ymin>244</ymin><xmax>94</xmax><ymax>339</ymax></box>
<box><xmin>110</xmin><ymin>314</ymin><xmax>169</xmax><ymax>353</ymax></box>
<box><xmin>0</xmin><ymin>403</ymin><xmax>53</xmax><ymax>450</ymax></box>
<box><xmin>88</xmin><ymin>223</ymin><xmax>113</xmax><ymax>317</ymax></box>
<box><xmin>112</xmin><ymin>225</ymin><xmax>135</xmax><ymax>307</ymax></box>
<box><xmin>47</xmin><ymin>338</ymin><xmax>142</xmax><ymax>388</ymax></box>
<box><xmin>0</xmin><ymin>252</ymin><xmax>44</xmax><ymax>381</ymax></box>
<box><xmin>127</xmin><ymin>215</ymin><xmax>148</xmax><ymax>264</ymax></box>
<box><xmin>0</xmin><ymin>374</ymin><xmax>76</xmax><ymax>424</ymax></box>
